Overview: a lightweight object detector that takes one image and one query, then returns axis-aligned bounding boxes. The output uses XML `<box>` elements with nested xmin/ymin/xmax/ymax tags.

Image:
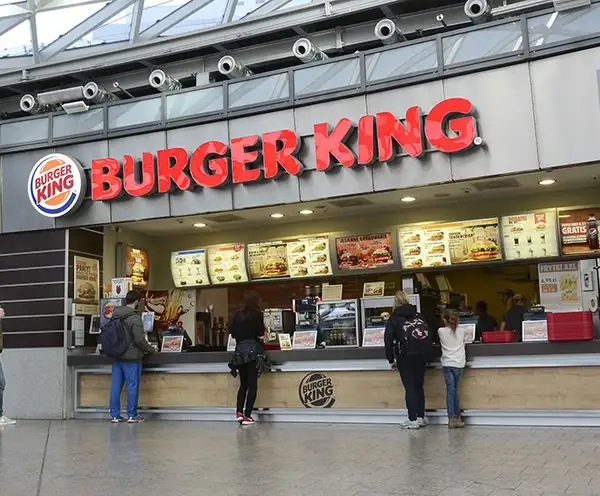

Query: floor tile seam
<box><xmin>35</xmin><ymin>420</ymin><xmax>52</xmax><ymax>496</ymax></box>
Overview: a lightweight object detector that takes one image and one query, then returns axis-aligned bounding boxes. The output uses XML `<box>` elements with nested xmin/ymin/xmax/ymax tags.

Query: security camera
<box><xmin>436</xmin><ymin>13</ymin><xmax>448</xmax><ymax>27</ymax></box>
<box><xmin>464</xmin><ymin>0</ymin><xmax>492</xmax><ymax>23</ymax></box>
<box><xmin>374</xmin><ymin>19</ymin><xmax>405</xmax><ymax>45</ymax></box>
<box><xmin>292</xmin><ymin>38</ymin><xmax>328</xmax><ymax>64</ymax></box>
<box><xmin>217</xmin><ymin>55</ymin><xmax>252</xmax><ymax>78</ymax></box>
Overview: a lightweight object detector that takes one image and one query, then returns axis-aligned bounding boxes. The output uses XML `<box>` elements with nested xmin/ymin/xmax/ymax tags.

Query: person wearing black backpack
<box><xmin>384</xmin><ymin>291</ymin><xmax>433</xmax><ymax>429</ymax></box>
<box><xmin>108</xmin><ymin>291</ymin><xmax>156</xmax><ymax>424</ymax></box>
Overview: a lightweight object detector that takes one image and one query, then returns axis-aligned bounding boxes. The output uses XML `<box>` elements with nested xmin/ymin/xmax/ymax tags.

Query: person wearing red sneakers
<box><xmin>229</xmin><ymin>291</ymin><xmax>266</xmax><ymax>425</ymax></box>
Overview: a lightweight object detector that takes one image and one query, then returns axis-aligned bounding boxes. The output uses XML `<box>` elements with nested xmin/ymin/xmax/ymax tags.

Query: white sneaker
<box><xmin>417</xmin><ymin>417</ymin><xmax>427</xmax><ymax>427</ymax></box>
<box><xmin>400</xmin><ymin>420</ymin><xmax>420</xmax><ymax>429</ymax></box>
<box><xmin>0</xmin><ymin>416</ymin><xmax>16</xmax><ymax>426</ymax></box>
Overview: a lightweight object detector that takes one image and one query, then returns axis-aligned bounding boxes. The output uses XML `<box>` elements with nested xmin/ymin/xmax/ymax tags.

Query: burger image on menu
<box><xmin>294</xmin><ymin>267</ymin><xmax>309</xmax><ymax>277</ymax></box>
<box><xmin>405</xmin><ymin>246</ymin><xmax>421</xmax><ymax>257</ymax></box>
<box><xmin>340</xmin><ymin>252</ymin><xmax>360</xmax><ymax>267</ymax></box>
<box><xmin>372</xmin><ymin>248</ymin><xmax>392</xmax><ymax>264</ymax></box>
<box><xmin>429</xmin><ymin>244</ymin><xmax>445</xmax><ymax>254</ymax></box>
<box><xmin>468</xmin><ymin>239</ymin><xmax>500</xmax><ymax>261</ymax></box>
<box><xmin>263</xmin><ymin>257</ymin><xmax>287</xmax><ymax>277</ymax></box>
<box><xmin>77</xmin><ymin>281</ymin><xmax>97</xmax><ymax>302</ymax></box>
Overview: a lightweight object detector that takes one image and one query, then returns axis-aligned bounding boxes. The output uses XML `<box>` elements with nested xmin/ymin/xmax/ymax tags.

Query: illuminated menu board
<box><xmin>501</xmin><ymin>210</ymin><xmax>558</xmax><ymax>260</ymax></box>
<box><xmin>170</xmin><ymin>249</ymin><xmax>210</xmax><ymax>288</ymax></box>
<box><xmin>399</xmin><ymin>218</ymin><xmax>501</xmax><ymax>269</ymax></box>
<box><xmin>207</xmin><ymin>244</ymin><xmax>248</xmax><ymax>284</ymax></box>
<box><xmin>335</xmin><ymin>233</ymin><xmax>393</xmax><ymax>270</ymax></box>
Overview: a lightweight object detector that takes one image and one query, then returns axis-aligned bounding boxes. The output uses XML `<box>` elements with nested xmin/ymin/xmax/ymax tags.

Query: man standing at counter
<box><xmin>109</xmin><ymin>291</ymin><xmax>156</xmax><ymax>423</ymax></box>
<box><xmin>0</xmin><ymin>305</ymin><xmax>16</xmax><ymax>425</ymax></box>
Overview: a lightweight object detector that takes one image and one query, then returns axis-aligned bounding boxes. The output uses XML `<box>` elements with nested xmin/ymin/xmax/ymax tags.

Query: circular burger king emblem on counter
<box><xmin>299</xmin><ymin>372</ymin><xmax>336</xmax><ymax>408</ymax></box>
<box><xmin>28</xmin><ymin>154</ymin><xmax>86</xmax><ymax>218</ymax></box>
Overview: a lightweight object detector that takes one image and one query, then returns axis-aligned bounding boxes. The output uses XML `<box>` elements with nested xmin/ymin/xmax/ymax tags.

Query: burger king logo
<box><xmin>298</xmin><ymin>372</ymin><xmax>336</xmax><ymax>408</ymax></box>
<box><xmin>28</xmin><ymin>154</ymin><xmax>86</xmax><ymax>218</ymax></box>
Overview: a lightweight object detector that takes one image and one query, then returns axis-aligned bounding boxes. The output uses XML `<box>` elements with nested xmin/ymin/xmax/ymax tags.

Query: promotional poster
<box><xmin>74</xmin><ymin>256</ymin><xmax>100</xmax><ymax>315</ymax></box>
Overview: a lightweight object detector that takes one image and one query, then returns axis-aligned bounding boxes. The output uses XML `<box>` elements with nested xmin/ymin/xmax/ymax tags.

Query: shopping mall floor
<box><xmin>2</xmin><ymin>421</ymin><xmax>600</xmax><ymax>496</ymax></box>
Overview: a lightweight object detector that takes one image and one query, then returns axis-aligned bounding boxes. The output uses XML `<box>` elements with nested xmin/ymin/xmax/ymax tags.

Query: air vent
<box><xmin>329</xmin><ymin>198</ymin><xmax>373</xmax><ymax>208</ymax></box>
<box><xmin>207</xmin><ymin>214</ymin><xmax>245</xmax><ymax>223</ymax></box>
<box><xmin>472</xmin><ymin>178</ymin><xmax>521</xmax><ymax>191</ymax></box>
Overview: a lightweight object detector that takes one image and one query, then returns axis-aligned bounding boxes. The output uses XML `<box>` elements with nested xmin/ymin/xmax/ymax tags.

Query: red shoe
<box><xmin>236</xmin><ymin>412</ymin><xmax>243</xmax><ymax>423</ymax></box>
<box><xmin>241</xmin><ymin>416</ymin><xmax>255</xmax><ymax>425</ymax></box>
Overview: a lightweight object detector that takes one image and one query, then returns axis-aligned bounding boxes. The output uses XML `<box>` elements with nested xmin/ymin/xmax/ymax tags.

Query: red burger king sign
<box><xmin>28</xmin><ymin>154</ymin><xmax>86</xmax><ymax>218</ymax></box>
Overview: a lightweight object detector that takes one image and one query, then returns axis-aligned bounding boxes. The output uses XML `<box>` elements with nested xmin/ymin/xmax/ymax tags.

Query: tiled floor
<box><xmin>1</xmin><ymin>421</ymin><xmax>600</xmax><ymax>496</ymax></box>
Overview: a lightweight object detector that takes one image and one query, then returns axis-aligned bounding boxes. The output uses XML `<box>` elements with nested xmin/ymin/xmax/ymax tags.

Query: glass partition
<box><xmin>443</xmin><ymin>22</ymin><xmax>523</xmax><ymax>66</ymax></box>
<box><xmin>229</xmin><ymin>73</ymin><xmax>289</xmax><ymax>109</ymax></box>
<box><xmin>528</xmin><ymin>3</ymin><xmax>600</xmax><ymax>48</ymax></box>
<box><xmin>166</xmin><ymin>86</ymin><xmax>223</xmax><ymax>120</ymax></box>
<box><xmin>366</xmin><ymin>41</ymin><xmax>437</xmax><ymax>83</ymax></box>
<box><xmin>0</xmin><ymin>117</ymin><xmax>49</xmax><ymax>146</ymax></box>
<box><xmin>108</xmin><ymin>97</ymin><xmax>162</xmax><ymax>129</ymax></box>
<box><xmin>53</xmin><ymin>108</ymin><xmax>104</xmax><ymax>138</ymax></box>
<box><xmin>294</xmin><ymin>57</ymin><xmax>361</xmax><ymax>96</ymax></box>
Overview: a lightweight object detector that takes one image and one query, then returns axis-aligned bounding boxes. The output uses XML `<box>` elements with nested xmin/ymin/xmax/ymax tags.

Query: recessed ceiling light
<box><xmin>193</xmin><ymin>222</ymin><xmax>207</xmax><ymax>228</ymax></box>
<box><xmin>401</xmin><ymin>196</ymin><xmax>416</xmax><ymax>203</ymax></box>
<box><xmin>270</xmin><ymin>213</ymin><xmax>285</xmax><ymax>219</ymax></box>
<box><xmin>538</xmin><ymin>179</ymin><xmax>556</xmax><ymax>186</ymax></box>
<box><xmin>299</xmin><ymin>209</ymin><xmax>313</xmax><ymax>215</ymax></box>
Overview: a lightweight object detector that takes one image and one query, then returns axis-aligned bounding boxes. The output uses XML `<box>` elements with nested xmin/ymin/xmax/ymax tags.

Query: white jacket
<box><xmin>438</xmin><ymin>326</ymin><xmax>466</xmax><ymax>368</ymax></box>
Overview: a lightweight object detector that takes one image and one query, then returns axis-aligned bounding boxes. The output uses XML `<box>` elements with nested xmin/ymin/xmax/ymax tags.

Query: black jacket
<box><xmin>230</xmin><ymin>310</ymin><xmax>265</xmax><ymax>341</ymax></box>
<box><xmin>384</xmin><ymin>303</ymin><xmax>418</xmax><ymax>364</ymax></box>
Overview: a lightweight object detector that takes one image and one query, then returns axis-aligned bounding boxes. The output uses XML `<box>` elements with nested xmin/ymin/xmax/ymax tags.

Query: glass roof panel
<box><xmin>160</xmin><ymin>0</ymin><xmax>227</xmax><ymax>36</ymax></box>
<box><xmin>69</xmin><ymin>5</ymin><xmax>134</xmax><ymax>48</ymax></box>
<box><xmin>140</xmin><ymin>0</ymin><xmax>189</xmax><ymax>32</ymax></box>
<box><xmin>0</xmin><ymin>0</ymin><xmax>24</xmax><ymax>5</ymax></box>
<box><xmin>0</xmin><ymin>20</ymin><xmax>32</xmax><ymax>58</ymax></box>
<box><xmin>36</xmin><ymin>2</ymin><xmax>108</xmax><ymax>49</ymax></box>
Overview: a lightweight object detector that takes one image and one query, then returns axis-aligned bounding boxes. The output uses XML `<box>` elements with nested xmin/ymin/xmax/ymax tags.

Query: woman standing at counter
<box><xmin>384</xmin><ymin>291</ymin><xmax>433</xmax><ymax>430</ymax></box>
<box><xmin>229</xmin><ymin>291</ymin><xmax>266</xmax><ymax>426</ymax></box>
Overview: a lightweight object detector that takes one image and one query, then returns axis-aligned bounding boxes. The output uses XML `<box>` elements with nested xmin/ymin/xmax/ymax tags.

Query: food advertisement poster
<box><xmin>171</xmin><ymin>249</ymin><xmax>210</xmax><ymax>288</ymax></box>
<box><xmin>458</xmin><ymin>323</ymin><xmax>476</xmax><ymax>344</ymax></box>
<box><xmin>145</xmin><ymin>289</ymin><xmax>196</xmax><ymax>334</ymax></box>
<box><xmin>362</xmin><ymin>328</ymin><xmax>385</xmax><ymax>347</ymax></box>
<box><xmin>558</xmin><ymin>208</ymin><xmax>600</xmax><ymax>255</ymax></box>
<box><xmin>74</xmin><ymin>256</ymin><xmax>100</xmax><ymax>315</ymax></box>
<box><xmin>363</xmin><ymin>281</ymin><xmax>385</xmax><ymax>297</ymax></box>
<box><xmin>399</xmin><ymin>218</ymin><xmax>501</xmax><ymax>269</ymax></box>
<box><xmin>501</xmin><ymin>210</ymin><xmax>558</xmax><ymax>260</ymax></box>
<box><xmin>538</xmin><ymin>262</ymin><xmax>582</xmax><ymax>311</ymax></box>
<box><xmin>248</xmin><ymin>241</ymin><xmax>289</xmax><ymax>279</ymax></box>
<box><xmin>522</xmin><ymin>320</ymin><xmax>548</xmax><ymax>342</ymax></box>
<box><xmin>335</xmin><ymin>233</ymin><xmax>393</xmax><ymax>270</ymax></box>
<box><xmin>292</xmin><ymin>330</ymin><xmax>318</xmax><ymax>349</ymax></box>
<box><xmin>287</xmin><ymin>237</ymin><xmax>331</xmax><ymax>278</ymax></box>
<box><xmin>111</xmin><ymin>277</ymin><xmax>132</xmax><ymax>298</ymax></box>
<box><xmin>161</xmin><ymin>335</ymin><xmax>184</xmax><ymax>353</ymax></box>
<box><xmin>207</xmin><ymin>244</ymin><xmax>248</xmax><ymax>284</ymax></box>
<box><xmin>125</xmin><ymin>246</ymin><xmax>150</xmax><ymax>288</ymax></box>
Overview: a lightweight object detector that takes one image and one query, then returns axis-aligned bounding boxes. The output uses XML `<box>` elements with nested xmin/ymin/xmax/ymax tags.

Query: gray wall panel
<box><xmin>166</xmin><ymin>122</ymin><xmax>233</xmax><ymax>216</ymax></box>
<box><xmin>108</xmin><ymin>132</ymin><xmax>171</xmax><ymax>223</ymax></box>
<box><xmin>367</xmin><ymin>82</ymin><xmax>452</xmax><ymax>190</ymax></box>
<box><xmin>54</xmin><ymin>141</ymin><xmax>109</xmax><ymax>170</ymax></box>
<box><xmin>531</xmin><ymin>47</ymin><xmax>600</xmax><ymax>168</ymax></box>
<box><xmin>299</xmin><ymin>166</ymin><xmax>373</xmax><ymax>202</ymax></box>
<box><xmin>230</xmin><ymin>110</ymin><xmax>301</xmax><ymax>208</ymax></box>
<box><xmin>445</xmin><ymin>64</ymin><xmax>539</xmax><ymax>180</ymax></box>
<box><xmin>294</xmin><ymin>96</ymin><xmax>367</xmax><ymax>136</ymax></box>
<box><xmin>1</xmin><ymin>149</ymin><xmax>55</xmax><ymax>233</ymax></box>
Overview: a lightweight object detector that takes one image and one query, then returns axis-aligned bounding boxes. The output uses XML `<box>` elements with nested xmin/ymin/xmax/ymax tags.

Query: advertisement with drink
<box><xmin>247</xmin><ymin>241</ymin><xmax>289</xmax><ymax>279</ymax></box>
<box><xmin>399</xmin><ymin>218</ymin><xmax>501</xmax><ymax>269</ymax></box>
<box><xmin>538</xmin><ymin>262</ymin><xmax>582</xmax><ymax>311</ymax></box>
<box><xmin>559</xmin><ymin>208</ymin><xmax>600</xmax><ymax>255</ymax></box>
<box><xmin>335</xmin><ymin>232</ymin><xmax>393</xmax><ymax>270</ymax></box>
<box><xmin>207</xmin><ymin>244</ymin><xmax>248</xmax><ymax>284</ymax></box>
<box><xmin>501</xmin><ymin>210</ymin><xmax>558</xmax><ymax>260</ymax></box>
<box><xmin>171</xmin><ymin>249</ymin><xmax>210</xmax><ymax>288</ymax></box>
<box><xmin>286</xmin><ymin>237</ymin><xmax>332</xmax><ymax>278</ymax></box>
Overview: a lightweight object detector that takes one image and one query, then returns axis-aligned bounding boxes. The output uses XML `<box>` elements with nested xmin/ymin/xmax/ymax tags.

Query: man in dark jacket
<box><xmin>0</xmin><ymin>305</ymin><xmax>16</xmax><ymax>425</ymax></box>
<box><xmin>109</xmin><ymin>291</ymin><xmax>156</xmax><ymax>423</ymax></box>
<box><xmin>384</xmin><ymin>292</ymin><xmax>432</xmax><ymax>430</ymax></box>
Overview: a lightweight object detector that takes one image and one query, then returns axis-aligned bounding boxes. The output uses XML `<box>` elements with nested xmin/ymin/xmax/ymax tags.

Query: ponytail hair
<box><xmin>443</xmin><ymin>309</ymin><xmax>459</xmax><ymax>332</ymax></box>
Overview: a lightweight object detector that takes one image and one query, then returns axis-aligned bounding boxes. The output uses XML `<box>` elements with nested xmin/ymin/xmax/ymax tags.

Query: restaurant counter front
<box><xmin>68</xmin><ymin>339</ymin><xmax>600</xmax><ymax>427</ymax></box>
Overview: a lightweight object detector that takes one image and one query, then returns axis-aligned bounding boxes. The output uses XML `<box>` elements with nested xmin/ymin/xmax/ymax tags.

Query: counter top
<box><xmin>67</xmin><ymin>340</ymin><xmax>600</xmax><ymax>367</ymax></box>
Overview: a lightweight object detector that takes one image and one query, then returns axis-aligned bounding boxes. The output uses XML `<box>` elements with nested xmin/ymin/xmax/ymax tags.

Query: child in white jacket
<box><xmin>438</xmin><ymin>309</ymin><xmax>465</xmax><ymax>429</ymax></box>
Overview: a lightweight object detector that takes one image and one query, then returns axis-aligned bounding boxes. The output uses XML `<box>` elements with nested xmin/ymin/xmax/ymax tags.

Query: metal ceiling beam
<box><xmin>0</xmin><ymin>1</ymin><xmax>467</xmax><ymax>89</ymax></box>
<box><xmin>221</xmin><ymin>0</ymin><xmax>239</xmax><ymax>24</ymax></box>
<box><xmin>129</xmin><ymin>0</ymin><xmax>143</xmax><ymax>43</ymax></box>
<box><xmin>35</xmin><ymin>0</ymin><xmax>109</xmax><ymax>11</ymax></box>
<box><xmin>0</xmin><ymin>15</ymin><xmax>26</xmax><ymax>36</ymax></box>
<box><xmin>0</xmin><ymin>2</ymin><xmax>28</xmax><ymax>19</ymax></box>
<box><xmin>138</xmin><ymin>0</ymin><xmax>216</xmax><ymax>41</ymax></box>
<box><xmin>38</xmin><ymin>0</ymin><xmax>137</xmax><ymax>61</ymax></box>
<box><xmin>27</xmin><ymin>0</ymin><xmax>40</xmax><ymax>63</ymax></box>
<box><xmin>243</xmin><ymin>0</ymin><xmax>295</xmax><ymax>20</ymax></box>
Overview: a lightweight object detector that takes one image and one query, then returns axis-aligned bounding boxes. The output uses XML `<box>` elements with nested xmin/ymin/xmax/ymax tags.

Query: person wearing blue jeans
<box><xmin>438</xmin><ymin>309</ymin><xmax>466</xmax><ymax>429</ymax></box>
<box><xmin>109</xmin><ymin>291</ymin><xmax>156</xmax><ymax>423</ymax></box>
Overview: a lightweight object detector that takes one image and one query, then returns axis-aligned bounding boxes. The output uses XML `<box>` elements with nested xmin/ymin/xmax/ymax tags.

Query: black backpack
<box><xmin>99</xmin><ymin>317</ymin><xmax>130</xmax><ymax>359</ymax></box>
<box><xmin>398</xmin><ymin>314</ymin><xmax>433</xmax><ymax>356</ymax></box>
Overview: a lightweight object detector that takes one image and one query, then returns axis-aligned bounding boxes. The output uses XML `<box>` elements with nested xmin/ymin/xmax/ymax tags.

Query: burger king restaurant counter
<box><xmin>68</xmin><ymin>341</ymin><xmax>600</xmax><ymax>426</ymax></box>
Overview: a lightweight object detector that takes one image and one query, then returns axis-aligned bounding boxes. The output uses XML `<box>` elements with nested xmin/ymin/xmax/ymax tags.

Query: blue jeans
<box><xmin>443</xmin><ymin>366</ymin><xmax>463</xmax><ymax>417</ymax></box>
<box><xmin>110</xmin><ymin>361</ymin><xmax>142</xmax><ymax>419</ymax></box>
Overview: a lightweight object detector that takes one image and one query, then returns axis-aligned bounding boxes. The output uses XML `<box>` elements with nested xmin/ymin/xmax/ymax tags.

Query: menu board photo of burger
<box><xmin>207</xmin><ymin>244</ymin><xmax>248</xmax><ymax>284</ymax></box>
<box><xmin>335</xmin><ymin>233</ymin><xmax>393</xmax><ymax>271</ymax></box>
<box><xmin>247</xmin><ymin>241</ymin><xmax>289</xmax><ymax>279</ymax></box>
<box><xmin>447</xmin><ymin>218</ymin><xmax>501</xmax><ymax>264</ymax></box>
<box><xmin>287</xmin><ymin>237</ymin><xmax>332</xmax><ymax>278</ymax></box>
<box><xmin>170</xmin><ymin>249</ymin><xmax>210</xmax><ymax>288</ymax></box>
